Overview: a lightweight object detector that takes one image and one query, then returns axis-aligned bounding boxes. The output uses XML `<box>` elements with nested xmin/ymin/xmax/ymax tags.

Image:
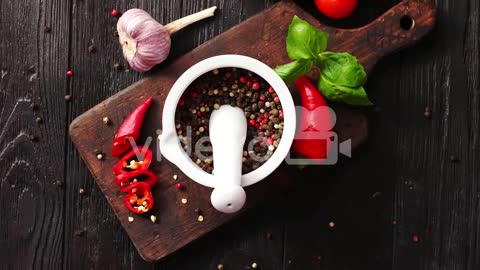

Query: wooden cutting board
<box><xmin>69</xmin><ymin>0</ymin><xmax>435</xmax><ymax>262</ymax></box>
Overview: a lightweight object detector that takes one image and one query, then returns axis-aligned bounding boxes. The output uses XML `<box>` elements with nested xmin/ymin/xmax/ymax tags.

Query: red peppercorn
<box><xmin>270</xmin><ymin>134</ymin><xmax>275</xmax><ymax>139</ymax></box>
<box><xmin>247</xmin><ymin>81</ymin><xmax>252</xmax><ymax>87</ymax></box>
<box><xmin>255</xmin><ymin>123</ymin><xmax>261</xmax><ymax>129</ymax></box>
<box><xmin>239</xmin><ymin>76</ymin><xmax>247</xmax><ymax>83</ymax></box>
<box><xmin>252</xmin><ymin>82</ymin><xmax>260</xmax><ymax>90</ymax></box>
<box><xmin>191</xmin><ymin>91</ymin><xmax>198</xmax><ymax>97</ymax></box>
<box><xmin>176</xmin><ymin>183</ymin><xmax>183</xmax><ymax>190</ymax></box>
<box><xmin>249</xmin><ymin>119</ymin><xmax>256</xmax><ymax>126</ymax></box>
<box><xmin>259</xmin><ymin>141</ymin><xmax>265</xmax><ymax>147</ymax></box>
<box><xmin>268</xmin><ymin>138</ymin><xmax>274</xmax><ymax>145</ymax></box>
<box><xmin>268</xmin><ymin>87</ymin><xmax>275</xmax><ymax>94</ymax></box>
<box><xmin>178</xmin><ymin>99</ymin><xmax>185</xmax><ymax>106</ymax></box>
<box><xmin>412</xmin><ymin>234</ymin><xmax>420</xmax><ymax>243</ymax></box>
<box><xmin>263</xmin><ymin>132</ymin><xmax>268</xmax><ymax>137</ymax></box>
<box><xmin>279</xmin><ymin>110</ymin><xmax>284</xmax><ymax>118</ymax></box>
<box><xmin>264</xmin><ymin>112</ymin><xmax>269</xmax><ymax>118</ymax></box>
<box><xmin>260</xmin><ymin>95</ymin><xmax>266</xmax><ymax>101</ymax></box>
<box><xmin>274</xmin><ymin>96</ymin><xmax>280</xmax><ymax>103</ymax></box>
<box><xmin>66</xmin><ymin>70</ymin><xmax>73</xmax><ymax>77</ymax></box>
<box><xmin>225</xmin><ymin>72</ymin><xmax>232</xmax><ymax>78</ymax></box>
<box><xmin>111</xmin><ymin>9</ymin><xmax>119</xmax><ymax>17</ymax></box>
<box><xmin>197</xmin><ymin>111</ymin><xmax>201</xmax><ymax>116</ymax></box>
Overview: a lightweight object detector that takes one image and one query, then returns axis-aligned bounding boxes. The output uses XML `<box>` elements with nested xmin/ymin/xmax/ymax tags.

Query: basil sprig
<box><xmin>274</xmin><ymin>16</ymin><xmax>372</xmax><ymax>106</ymax></box>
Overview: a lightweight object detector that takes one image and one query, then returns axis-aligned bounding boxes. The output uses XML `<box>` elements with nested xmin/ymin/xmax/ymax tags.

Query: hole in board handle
<box><xmin>400</xmin><ymin>15</ymin><xmax>415</xmax><ymax>31</ymax></box>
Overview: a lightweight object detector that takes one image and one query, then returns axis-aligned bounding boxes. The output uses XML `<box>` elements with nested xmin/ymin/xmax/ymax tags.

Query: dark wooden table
<box><xmin>1</xmin><ymin>0</ymin><xmax>479</xmax><ymax>269</ymax></box>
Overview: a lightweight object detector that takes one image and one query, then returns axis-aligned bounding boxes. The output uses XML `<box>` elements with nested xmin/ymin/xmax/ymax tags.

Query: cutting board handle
<box><xmin>344</xmin><ymin>0</ymin><xmax>437</xmax><ymax>72</ymax></box>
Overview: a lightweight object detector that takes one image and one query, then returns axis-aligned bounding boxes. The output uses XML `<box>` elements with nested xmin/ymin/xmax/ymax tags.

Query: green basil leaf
<box><xmin>318</xmin><ymin>75</ymin><xmax>373</xmax><ymax>106</ymax></box>
<box><xmin>286</xmin><ymin>16</ymin><xmax>329</xmax><ymax>60</ymax></box>
<box><xmin>317</xmin><ymin>52</ymin><xmax>367</xmax><ymax>88</ymax></box>
<box><xmin>274</xmin><ymin>59</ymin><xmax>313</xmax><ymax>86</ymax></box>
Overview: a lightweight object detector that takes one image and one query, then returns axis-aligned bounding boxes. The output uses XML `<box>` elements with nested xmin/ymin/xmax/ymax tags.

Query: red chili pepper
<box><xmin>115</xmin><ymin>169</ymin><xmax>158</xmax><ymax>192</ymax></box>
<box><xmin>113</xmin><ymin>146</ymin><xmax>152</xmax><ymax>175</ymax></box>
<box><xmin>124</xmin><ymin>182</ymin><xmax>154</xmax><ymax>214</ymax></box>
<box><xmin>112</xmin><ymin>97</ymin><xmax>153</xmax><ymax>157</ymax></box>
<box><xmin>292</xmin><ymin>76</ymin><xmax>334</xmax><ymax>160</ymax></box>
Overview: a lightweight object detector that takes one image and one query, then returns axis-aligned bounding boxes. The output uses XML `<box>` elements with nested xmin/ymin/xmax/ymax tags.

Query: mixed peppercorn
<box><xmin>175</xmin><ymin>67</ymin><xmax>284</xmax><ymax>174</ymax></box>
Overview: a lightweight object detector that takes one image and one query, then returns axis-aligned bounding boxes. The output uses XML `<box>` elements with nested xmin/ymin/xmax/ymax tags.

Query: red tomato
<box><xmin>314</xmin><ymin>0</ymin><xmax>358</xmax><ymax>19</ymax></box>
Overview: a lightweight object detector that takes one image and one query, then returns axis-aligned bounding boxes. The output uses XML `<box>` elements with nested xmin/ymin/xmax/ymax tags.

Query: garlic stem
<box><xmin>164</xmin><ymin>6</ymin><xmax>217</xmax><ymax>35</ymax></box>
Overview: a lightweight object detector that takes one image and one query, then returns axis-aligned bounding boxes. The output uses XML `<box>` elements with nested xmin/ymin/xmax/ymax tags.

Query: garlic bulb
<box><xmin>117</xmin><ymin>7</ymin><xmax>217</xmax><ymax>72</ymax></box>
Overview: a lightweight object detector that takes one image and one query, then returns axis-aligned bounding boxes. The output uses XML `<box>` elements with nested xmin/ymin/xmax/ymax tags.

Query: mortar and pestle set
<box><xmin>160</xmin><ymin>55</ymin><xmax>296</xmax><ymax>213</ymax></box>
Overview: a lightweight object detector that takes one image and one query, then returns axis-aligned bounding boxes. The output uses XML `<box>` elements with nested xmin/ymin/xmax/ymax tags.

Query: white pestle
<box><xmin>209</xmin><ymin>105</ymin><xmax>247</xmax><ymax>213</ymax></box>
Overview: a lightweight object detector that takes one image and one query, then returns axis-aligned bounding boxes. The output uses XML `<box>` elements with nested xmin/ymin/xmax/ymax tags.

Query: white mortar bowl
<box><xmin>160</xmin><ymin>55</ymin><xmax>296</xmax><ymax>209</ymax></box>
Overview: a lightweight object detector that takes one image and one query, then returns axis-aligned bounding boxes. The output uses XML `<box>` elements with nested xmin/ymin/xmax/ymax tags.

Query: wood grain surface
<box><xmin>68</xmin><ymin>0</ymin><xmax>434</xmax><ymax>262</ymax></box>
<box><xmin>1</xmin><ymin>0</ymin><xmax>479</xmax><ymax>269</ymax></box>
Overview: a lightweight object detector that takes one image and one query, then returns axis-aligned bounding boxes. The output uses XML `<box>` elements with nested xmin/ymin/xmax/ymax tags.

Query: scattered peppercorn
<box><xmin>173</xmin><ymin>174</ymin><xmax>178</xmax><ymax>180</ymax></box>
<box><xmin>328</xmin><ymin>221</ymin><xmax>335</xmax><ymax>228</ymax></box>
<box><xmin>113</xmin><ymin>63</ymin><xmax>122</xmax><ymax>70</ymax></box>
<box><xmin>42</xmin><ymin>26</ymin><xmax>51</xmax><ymax>33</ymax></box>
<box><xmin>113</xmin><ymin>30</ymin><xmax>119</xmax><ymax>37</ymax></box>
<box><xmin>111</xmin><ymin>9</ymin><xmax>119</xmax><ymax>17</ymax></box>
<box><xmin>124</xmin><ymin>69</ymin><xmax>130</xmax><ymax>74</ymax></box>
<box><xmin>412</xmin><ymin>234</ymin><xmax>420</xmax><ymax>243</ymax></box>
<box><xmin>217</xmin><ymin>264</ymin><xmax>224</xmax><ymax>270</ymax></box>
<box><xmin>64</xmin><ymin>94</ymin><xmax>72</xmax><ymax>102</ymax></box>
<box><xmin>79</xmin><ymin>188</ymin><xmax>85</xmax><ymax>195</ymax></box>
<box><xmin>176</xmin><ymin>183</ymin><xmax>184</xmax><ymax>190</ymax></box>
<box><xmin>35</xmin><ymin>117</ymin><xmax>43</xmax><ymax>124</ymax></box>
<box><xmin>96</xmin><ymin>153</ymin><xmax>104</xmax><ymax>160</ymax></box>
<box><xmin>181</xmin><ymin>198</ymin><xmax>188</xmax><ymax>204</ymax></box>
<box><xmin>424</xmin><ymin>111</ymin><xmax>431</xmax><ymax>119</ymax></box>
<box><xmin>197</xmin><ymin>215</ymin><xmax>204</xmax><ymax>222</ymax></box>
<box><xmin>150</xmin><ymin>215</ymin><xmax>157</xmax><ymax>223</ymax></box>
<box><xmin>424</xmin><ymin>106</ymin><xmax>432</xmax><ymax>119</ymax></box>
<box><xmin>251</xmin><ymin>262</ymin><xmax>258</xmax><ymax>269</ymax></box>
<box><xmin>102</xmin><ymin>117</ymin><xmax>111</xmax><ymax>125</ymax></box>
<box><xmin>128</xmin><ymin>216</ymin><xmax>134</xmax><ymax>223</ymax></box>
<box><xmin>66</xmin><ymin>70</ymin><xmax>73</xmax><ymax>77</ymax></box>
